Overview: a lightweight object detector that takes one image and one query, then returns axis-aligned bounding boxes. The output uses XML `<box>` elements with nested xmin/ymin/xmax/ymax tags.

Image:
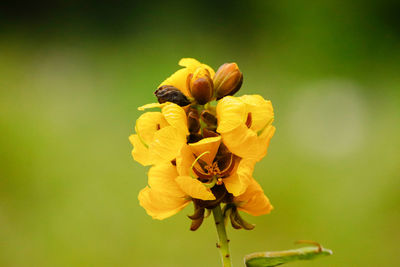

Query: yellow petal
<box><xmin>256</xmin><ymin>125</ymin><xmax>276</xmax><ymax>160</ymax></box>
<box><xmin>149</xmin><ymin>126</ymin><xmax>186</xmax><ymax>164</ymax></box>
<box><xmin>188</xmin><ymin>136</ymin><xmax>221</xmax><ymax>165</ymax></box>
<box><xmin>176</xmin><ymin>145</ymin><xmax>196</xmax><ymax>176</ymax></box>
<box><xmin>223</xmin><ymin>158</ymin><xmax>255</xmax><ymax>196</ymax></box>
<box><xmin>138</xmin><ymin>103</ymin><xmax>167</xmax><ymax>111</ymax></box>
<box><xmin>138</xmin><ymin>186</ymin><xmax>190</xmax><ymax>220</ymax></box>
<box><xmin>178</xmin><ymin>58</ymin><xmax>202</xmax><ymax>68</ymax></box>
<box><xmin>136</xmin><ymin>112</ymin><xmax>168</xmax><ymax>144</ymax></box>
<box><xmin>221</xmin><ymin>124</ymin><xmax>275</xmax><ymax>162</ymax></box>
<box><xmin>240</xmin><ymin>95</ymin><xmax>274</xmax><ymax>132</ymax></box>
<box><xmin>129</xmin><ymin>134</ymin><xmax>153</xmax><ymax>166</ymax></box>
<box><xmin>161</xmin><ymin>103</ymin><xmax>189</xmax><ymax>135</ymax></box>
<box><xmin>216</xmin><ymin>96</ymin><xmax>247</xmax><ymax>133</ymax></box>
<box><xmin>237</xmin><ymin>158</ymin><xmax>256</xmax><ymax>185</ymax></box>
<box><xmin>159</xmin><ymin>68</ymin><xmax>192</xmax><ymax>97</ymax></box>
<box><xmin>220</xmin><ymin>125</ymin><xmax>259</xmax><ymax>160</ymax></box>
<box><xmin>223</xmin><ymin>173</ymin><xmax>246</xmax><ymax>196</ymax></box>
<box><xmin>175</xmin><ymin>176</ymin><xmax>216</xmax><ymax>200</ymax></box>
<box><xmin>159</xmin><ymin>58</ymin><xmax>201</xmax><ymax>97</ymax></box>
<box><xmin>235</xmin><ymin>178</ymin><xmax>273</xmax><ymax>216</ymax></box>
<box><xmin>179</xmin><ymin>58</ymin><xmax>215</xmax><ymax>78</ymax></box>
<box><xmin>148</xmin><ymin>164</ymin><xmax>186</xmax><ymax>198</ymax></box>
<box><xmin>159</xmin><ymin>58</ymin><xmax>215</xmax><ymax>97</ymax></box>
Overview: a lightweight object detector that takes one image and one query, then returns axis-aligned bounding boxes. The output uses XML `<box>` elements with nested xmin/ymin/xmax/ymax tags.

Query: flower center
<box><xmin>192</xmin><ymin>152</ymin><xmax>236</xmax><ymax>182</ymax></box>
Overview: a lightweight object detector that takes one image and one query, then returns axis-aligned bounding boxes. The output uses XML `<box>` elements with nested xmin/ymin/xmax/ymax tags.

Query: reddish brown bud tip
<box><xmin>155</xmin><ymin>85</ymin><xmax>191</xmax><ymax>106</ymax></box>
<box><xmin>214</xmin><ymin>63</ymin><xmax>243</xmax><ymax>100</ymax></box>
<box><xmin>188</xmin><ymin>68</ymin><xmax>214</xmax><ymax>105</ymax></box>
<box><xmin>202</xmin><ymin>128</ymin><xmax>219</xmax><ymax>138</ymax></box>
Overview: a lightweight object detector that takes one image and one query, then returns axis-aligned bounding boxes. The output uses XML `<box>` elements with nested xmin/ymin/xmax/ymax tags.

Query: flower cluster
<box><xmin>130</xmin><ymin>58</ymin><xmax>275</xmax><ymax>230</ymax></box>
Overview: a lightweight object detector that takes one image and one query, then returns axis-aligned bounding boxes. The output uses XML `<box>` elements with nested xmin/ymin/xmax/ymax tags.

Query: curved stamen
<box><xmin>219</xmin><ymin>154</ymin><xmax>236</xmax><ymax>177</ymax></box>
<box><xmin>204</xmin><ymin>176</ymin><xmax>217</xmax><ymax>188</ymax></box>
<box><xmin>190</xmin><ymin>151</ymin><xmax>213</xmax><ymax>179</ymax></box>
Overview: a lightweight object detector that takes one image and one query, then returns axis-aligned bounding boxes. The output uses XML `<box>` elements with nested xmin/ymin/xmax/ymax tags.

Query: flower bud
<box><xmin>200</xmin><ymin>110</ymin><xmax>217</xmax><ymax>127</ymax></box>
<box><xmin>154</xmin><ymin>85</ymin><xmax>191</xmax><ymax>106</ymax></box>
<box><xmin>188</xmin><ymin>109</ymin><xmax>200</xmax><ymax>133</ymax></box>
<box><xmin>213</xmin><ymin>63</ymin><xmax>243</xmax><ymax>100</ymax></box>
<box><xmin>187</xmin><ymin>67</ymin><xmax>214</xmax><ymax>105</ymax></box>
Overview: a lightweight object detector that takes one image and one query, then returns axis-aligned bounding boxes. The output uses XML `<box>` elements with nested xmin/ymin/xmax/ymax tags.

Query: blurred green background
<box><xmin>1</xmin><ymin>0</ymin><xmax>399</xmax><ymax>266</ymax></box>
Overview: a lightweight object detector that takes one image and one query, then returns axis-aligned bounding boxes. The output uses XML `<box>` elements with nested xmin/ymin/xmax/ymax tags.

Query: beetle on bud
<box><xmin>213</xmin><ymin>63</ymin><xmax>243</xmax><ymax>100</ymax></box>
<box><xmin>187</xmin><ymin>67</ymin><xmax>214</xmax><ymax>105</ymax></box>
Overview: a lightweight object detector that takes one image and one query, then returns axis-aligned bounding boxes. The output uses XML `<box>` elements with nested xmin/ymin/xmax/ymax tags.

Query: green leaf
<box><xmin>244</xmin><ymin>245</ymin><xmax>332</xmax><ymax>267</ymax></box>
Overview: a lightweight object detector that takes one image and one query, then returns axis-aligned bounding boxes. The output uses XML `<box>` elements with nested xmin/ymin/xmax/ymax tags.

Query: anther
<box><xmin>216</xmin><ymin>178</ymin><xmax>223</xmax><ymax>185</ymax></box>
<box><xmin>225</xmin><ymin>254</ymin><xmax>230</xmax><ymax>258</ymax></box>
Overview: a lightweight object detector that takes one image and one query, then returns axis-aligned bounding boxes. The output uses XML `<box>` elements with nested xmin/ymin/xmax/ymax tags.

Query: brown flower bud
<box><xmin>200</xmin><ymin>110</ymin><xmax>218</xmax><ymax>128</ymax></box>
<box><xmin>213</xmin><ymin>63</ymin><xmax>243</xmax><ymax>100</ymax></box>
<box><xmin>202</xmin><ymin>128</ymin><xmax>219</xmax><ymax>138</ymax></box>
<box><xmin>188</xmin><ymin>109</ymin><xmax>200</xmax><ymax>133</ymax></box>
<box><xmin>154</xmin><ymin>85</ymin><xmax>191</xmax><ymax>106</ymax></box>
<box><xmin>187</xmin><ymin>67</ymin><xmax>214</xmax><ymax>105</ymax></box>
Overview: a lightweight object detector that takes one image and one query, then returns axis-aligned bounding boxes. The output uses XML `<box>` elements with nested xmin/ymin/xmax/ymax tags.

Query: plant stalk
<box><xmin>212</xmin><ymin>204</ymin><xmax>232</xmax><ymax>267</ymax></box>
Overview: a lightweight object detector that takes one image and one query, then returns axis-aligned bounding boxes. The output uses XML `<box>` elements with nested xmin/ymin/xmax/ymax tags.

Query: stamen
<box><xmin>204</xmin><ymin>176</ymin><xmax>217</xmax><ymax>188</ymax></box>
<box><xmin>192</xmin><ymin>166</ymin><xmax>213</xmax><ymax>179</ymax></box>
<box><xmin>216</xmin><ymin>178</ymin><xmax>223</xmax><ymax>185</ymax></box>
<box><xmin>213</xmin><ymin>163</ymin><xmax>221</xmax><ymax>175</ymax></box>
<box><xmin>219</xmin><ymin>154</ymin><xmax>236</xmax><ymax>177</ymax></box>
<box><xmin>190</xmin><ymin>151</ymin><xmax>211</xmax><ymax>178</ymax></box>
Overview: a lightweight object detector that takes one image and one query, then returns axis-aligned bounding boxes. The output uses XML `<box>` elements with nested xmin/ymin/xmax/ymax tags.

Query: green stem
<box><xmin>212</xmin><ymin>205</ymin><xmax>232</xmax><ymax>267</ymax></box>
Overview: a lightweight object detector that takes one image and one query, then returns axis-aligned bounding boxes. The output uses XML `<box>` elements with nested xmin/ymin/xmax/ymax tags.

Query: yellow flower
<box><xmin>132</xmin><ymin>58</ymin><xmax>276</xmax><ymax>228</ymax></box>
<box><xmin>159</xmin><ymin>58</ymin><xmax>215</xmax><ymax>98</ymax></box>
<box><xmin>176</xmin><ymin>136</ymin><xmax>255</xmax><ymax>197</ymax></box>
<box><xmin>138</xmin><ymin>163</ymin><xmax>190</xmax><ymax>220</ymax></box>
<box><xmin>216</xmin><ymin>95</ymin><xmax>276</xmax><ymax>161</ymax></box>
<box><xmin>139</xmin><ymin>161</ymin><xmax>219</xmax><ymax>219</ymax></box>
<box><xmin>129</xmin><ymin>102</ymin><xmax>189</xmax><ymax>166</ymax></box>
<box><xmin>234</xmin><ymin>178</ymin><xmax>273</xmax><ymax>216</ymax></box>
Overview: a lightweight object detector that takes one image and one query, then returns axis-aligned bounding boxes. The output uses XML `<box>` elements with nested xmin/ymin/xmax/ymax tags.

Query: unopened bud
<box><xmin>155</xmin><ymin>85</ymin><xmax>191</xmax><ymax>106</ymax></box>
<box><xmin>187</xmin><ymin>67</ymin><xmax>214</xmax><ymax>105</ymax></box>
<box><xmin>213</xmin><ymin>63</ymin><xmax>243</xmax><ymax>100</ymax></box>
<box><xmin>188</xmin><ymin>109</ymin><xmax>200</xmax><ymax>133</ymax></box>
<box><xmin>200</xmin><ymin>110</ymin><xmax>218</xmax><ymax>127</ymax></box>
<box><xmin>202</xmin><ymin>128</ymin><xmax>219</xmax><ymax>138</ymax></box>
